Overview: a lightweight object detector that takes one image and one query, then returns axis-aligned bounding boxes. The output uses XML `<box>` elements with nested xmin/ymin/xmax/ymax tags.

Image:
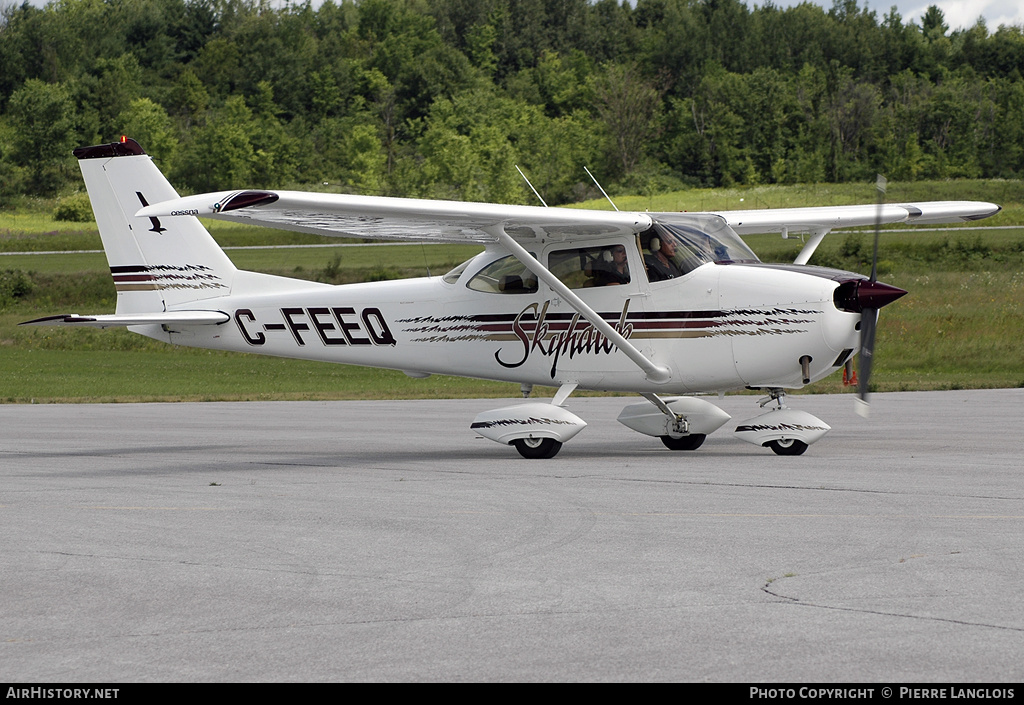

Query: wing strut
<box><xmin>793</xmin><ymin>227</ymin><xmax>830</xmax><ymax>265</ymax></box>
<box><xmin>486</xmin><ymin>225</ymin><xmax>672</xmax><ymax>384</ymax></box>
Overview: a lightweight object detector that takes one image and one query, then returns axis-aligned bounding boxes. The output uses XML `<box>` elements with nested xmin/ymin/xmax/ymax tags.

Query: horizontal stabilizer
<box><xmin>20</xmin><ymin>311</ymin><xmax>230</xmax><ymax>329</ymax></box>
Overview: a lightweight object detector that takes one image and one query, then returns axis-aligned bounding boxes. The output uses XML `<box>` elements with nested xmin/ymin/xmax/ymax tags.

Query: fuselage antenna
<box><xmin>584</xmin><ymin>166</ymin><xmax>619</xmax><ymax>212</ymax></box>
<box><xmin>515</xmin><ymin>165</ymin><xmax>548</xmax><ymax>207</ymax></box>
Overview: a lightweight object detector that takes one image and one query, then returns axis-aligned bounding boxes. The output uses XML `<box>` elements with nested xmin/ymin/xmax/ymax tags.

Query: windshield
<box><xmin>442</xmin><ymin>258</ymin><xmax>472</xmax><ymax>284</ymax></box>
<box><xmin>652</xmin><ymin>213</ymin><xmax>758</xmax><ymax>264</ymax></box>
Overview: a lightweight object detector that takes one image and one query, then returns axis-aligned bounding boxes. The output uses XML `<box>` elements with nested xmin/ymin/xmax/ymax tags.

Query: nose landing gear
<box><xmin>734</xmin><ymin>389</ymin><xmax>830</xmax><ymax>455</ymax></box>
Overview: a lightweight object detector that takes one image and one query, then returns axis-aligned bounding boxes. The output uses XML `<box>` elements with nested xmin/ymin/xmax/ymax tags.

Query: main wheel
<box><xmin>512</xmin><ymin>437</ymin><xmax>563</xmax><ymax>459</ymax></box>
<box><xmin>766</xmin><ymin>438</ymin><xmax>808</xmax><ymax>456</ymax></box>
<box><xmin>660</xmin><ymin>434</ymin><xmax>706</xmax><ymax>451</ymax></box>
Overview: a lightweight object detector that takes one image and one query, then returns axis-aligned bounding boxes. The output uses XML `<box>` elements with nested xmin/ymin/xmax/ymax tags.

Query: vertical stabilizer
<box><xmin>74</xmin><ymin>139</ymin><xmax>238</xmax><ymax>314</ymax></box>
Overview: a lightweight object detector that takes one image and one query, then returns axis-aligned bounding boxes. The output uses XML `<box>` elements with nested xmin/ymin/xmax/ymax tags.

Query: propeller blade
<box><xmin>870</xmin><ymin>175</ymin><xmax>885</xmax><ymax>284</ymax></box>
<box><xmin>856</xmin><ymin>175</ymin><xmax>887</xmax><ymax>418</ymax></box>
<box><xmin>855</xmin><ymin>307</ymin><xmax>878</xmax><ymax>417</ymax></box>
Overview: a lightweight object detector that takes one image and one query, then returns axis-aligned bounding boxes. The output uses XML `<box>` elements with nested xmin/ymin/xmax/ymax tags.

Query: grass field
<box><xmin>2</xmin><ymin>179</ymin><xmax>1022</xmax><ymax>403</ymax></box>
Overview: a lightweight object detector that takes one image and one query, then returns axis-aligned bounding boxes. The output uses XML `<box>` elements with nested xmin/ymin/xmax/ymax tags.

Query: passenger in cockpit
<box><xmin>592</xmin><ymin>245</ymin><xmax>630</xmax><ymax>286</ymax></box>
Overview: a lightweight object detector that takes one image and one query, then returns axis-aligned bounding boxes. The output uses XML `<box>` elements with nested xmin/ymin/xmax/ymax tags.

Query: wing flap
<box><xmin>137</xmin><ymin>190</ymin><xmax>653</xmax><ymax>243</ymax></box>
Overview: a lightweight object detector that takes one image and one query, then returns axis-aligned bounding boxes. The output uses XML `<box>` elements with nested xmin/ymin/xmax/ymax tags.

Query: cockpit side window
<box><xmin>640</xmin><ymin>225</ymin><xmax>703</xmax><ymax>281</ymax></box>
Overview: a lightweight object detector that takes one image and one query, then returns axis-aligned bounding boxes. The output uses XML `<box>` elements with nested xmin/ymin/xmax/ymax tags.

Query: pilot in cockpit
<box><xmin>644</xmin><ymin>231</ymin><xmax>684</xmax><ymax>282</ymax></box>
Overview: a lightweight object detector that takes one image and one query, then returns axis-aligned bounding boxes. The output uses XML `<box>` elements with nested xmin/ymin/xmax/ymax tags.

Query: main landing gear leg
<box><xmin>642</xmin><ymin>393</ymin><xmax>706</xmax><ymax>451</ymax></box>
<box><xmin>616</xmin><ymin>394</ymin><xmax>731</xmax><ymax>450</ymax></box>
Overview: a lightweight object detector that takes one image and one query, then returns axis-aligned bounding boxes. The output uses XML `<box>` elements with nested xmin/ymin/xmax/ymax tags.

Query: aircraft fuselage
<box><xmin>145</xmin><ymin>247</ymin><xmax>865</xmax><ymax>395</ymax></box>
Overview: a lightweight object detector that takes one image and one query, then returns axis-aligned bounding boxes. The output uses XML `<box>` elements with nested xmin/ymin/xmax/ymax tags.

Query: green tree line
<box><xmin>1</xmin><ymin>0</ymin><xmax>1023</xmax><ymax>204</ymax></box>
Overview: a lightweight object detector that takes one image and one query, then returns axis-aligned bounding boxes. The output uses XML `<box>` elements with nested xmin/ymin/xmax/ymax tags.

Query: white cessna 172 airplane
<box><xmin>24</xmin><ymin>138</ymin><xmax>1000</xmax><ymax>458</ymax></box>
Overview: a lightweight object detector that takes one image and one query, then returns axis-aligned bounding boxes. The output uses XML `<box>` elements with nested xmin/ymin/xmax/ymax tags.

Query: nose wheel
<box><xmin>765</xmin><ymin>438</ymin><xmax>808</xmax><ymax>456</ymax></box>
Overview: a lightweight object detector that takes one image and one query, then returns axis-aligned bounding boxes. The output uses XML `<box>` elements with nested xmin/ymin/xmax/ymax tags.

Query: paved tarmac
<box><xmin>2</xmin><ymin>390</ymin><xmax>1022</xmax><ymax>682</ymax></box>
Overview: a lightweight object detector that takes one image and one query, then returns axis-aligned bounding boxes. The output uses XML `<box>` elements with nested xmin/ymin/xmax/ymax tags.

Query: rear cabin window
<box><xmin>548</xmin><ymin>245</ymin><xmax>631</xmax><ymax>289</ymax></box>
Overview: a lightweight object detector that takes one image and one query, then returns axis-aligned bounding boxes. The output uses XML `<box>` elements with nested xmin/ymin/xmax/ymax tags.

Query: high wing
<box><xmin>714</xmin><ymin>201</ymin><xmax>1000</xmax><ymax>235</ymax></box>
<box><xmin>139</xmin><ymin>189</ymin><xmax>999</xmax><ymax>245</ymax></box>
<box><xmin>137</xmin><ymin>189</ymin><xmax>652</xmax><ymax>243</ymax></box>
<box><xmin>138</xmin><ymin>188</ymin><xmax>1001</xmax><ymax>279</ymax></box>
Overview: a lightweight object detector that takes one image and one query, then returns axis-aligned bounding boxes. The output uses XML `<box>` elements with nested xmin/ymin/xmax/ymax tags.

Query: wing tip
<box><xmin>215</xmin><ymin>190</ymin><xmax>280</xmax><ymax>213</ymax></box>
<box><xmin>963</xmin><ymin>204</ymin><xmax>1001</xmax><ymax>221</ymax></box>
